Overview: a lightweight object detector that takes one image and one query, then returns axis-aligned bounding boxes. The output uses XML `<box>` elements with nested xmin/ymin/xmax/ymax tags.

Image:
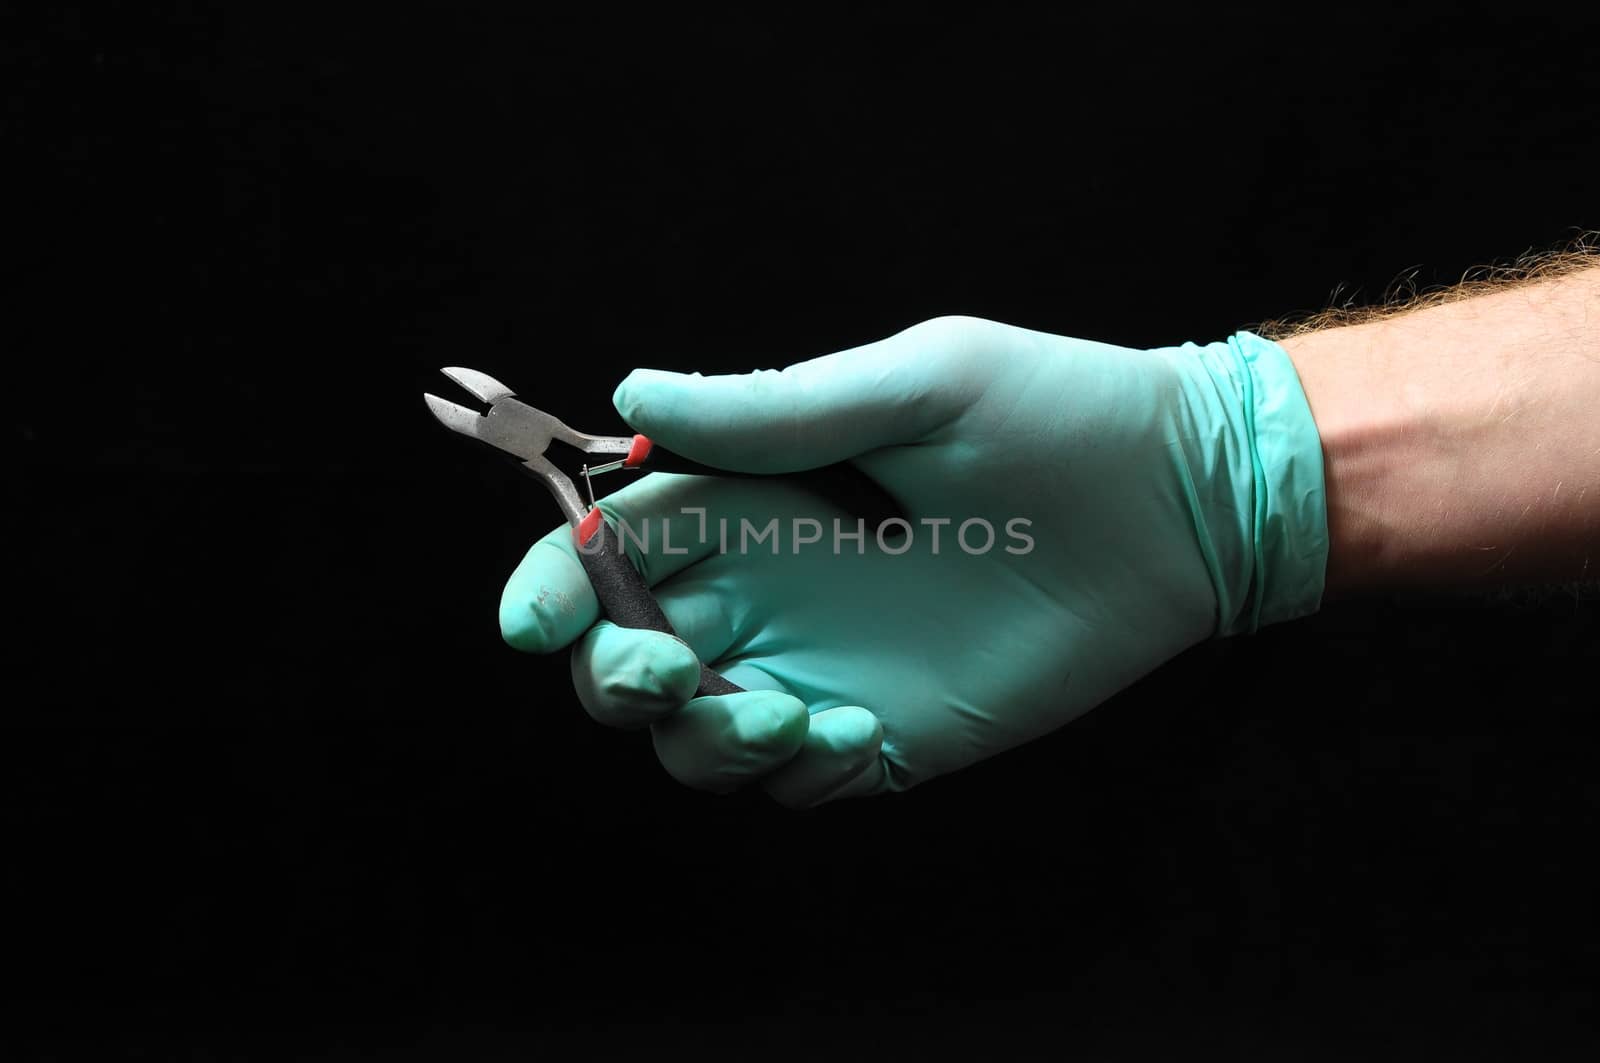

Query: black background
<box><xmin>10</xmin><ymin>6</ymin><xmax>1600</xmax><ymax>1058</ymax></box>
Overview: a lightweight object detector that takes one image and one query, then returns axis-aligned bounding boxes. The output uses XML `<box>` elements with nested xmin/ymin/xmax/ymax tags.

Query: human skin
<box><xmin>1278</xmin><ymin>266</ymin><xmax>1600</xmax><ymax>594</ymax></box>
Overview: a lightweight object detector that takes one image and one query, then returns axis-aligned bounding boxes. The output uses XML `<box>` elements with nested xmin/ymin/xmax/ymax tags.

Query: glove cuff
<box><xmin>1222</xmin><ymin>331</ymin><xmax>1330</xmax><ymax>633</ymax></box>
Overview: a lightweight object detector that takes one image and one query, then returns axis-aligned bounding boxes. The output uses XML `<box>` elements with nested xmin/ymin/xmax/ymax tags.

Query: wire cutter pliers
<box><xmin>424</xmin><ymin>366</ymin><xmax>897</xmax><ymax>698</ymax></box>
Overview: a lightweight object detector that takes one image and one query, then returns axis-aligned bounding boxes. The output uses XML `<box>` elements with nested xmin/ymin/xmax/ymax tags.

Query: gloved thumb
<box><xmin>611</xmin><ymin>319</ymin><xmax>975</xmax><ymax>473</ymax></box>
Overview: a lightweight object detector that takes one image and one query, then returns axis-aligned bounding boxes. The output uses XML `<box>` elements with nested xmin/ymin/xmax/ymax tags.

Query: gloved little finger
<box><xmin>760</xmin><ymin>706</ymin><xmax>886</xmax><ymax>808</ymax></box>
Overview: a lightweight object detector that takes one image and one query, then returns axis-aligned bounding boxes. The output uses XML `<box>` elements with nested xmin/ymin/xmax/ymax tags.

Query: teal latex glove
<box><xmin>499</xmin><ymin>316</ymin><xmax>1328</xmax><ymax>807</ymax></box>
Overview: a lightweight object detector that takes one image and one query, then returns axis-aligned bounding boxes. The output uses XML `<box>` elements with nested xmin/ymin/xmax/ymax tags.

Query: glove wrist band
<box><xmin>1221</xmin><ymin>331</ymin><xmax>1330</xmax><ymax>634</ymax></box>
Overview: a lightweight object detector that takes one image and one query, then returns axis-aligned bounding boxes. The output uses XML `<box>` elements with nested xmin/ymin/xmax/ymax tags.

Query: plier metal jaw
<box><xmin>424</xmin><ymin>367</ymin><xmax>651</xmax><ymax>541</ymax></box>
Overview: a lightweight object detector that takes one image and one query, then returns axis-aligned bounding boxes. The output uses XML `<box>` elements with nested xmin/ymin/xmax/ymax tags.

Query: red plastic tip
<box><xmin>575</xmin><ymin>508</ymin><xmax>603</xmax><ymax>547</ymax></box>
<box><xmin>624</xmin><ymin>434</ymin><xmax>653</xmax><ymax>468</ymax></box>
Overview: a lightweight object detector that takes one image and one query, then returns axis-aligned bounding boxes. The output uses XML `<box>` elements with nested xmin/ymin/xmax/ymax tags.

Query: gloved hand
<box><xmin>499</xmin><ymin>316</ymin><xmax>1328</xmax><ymax>806</ymax></box>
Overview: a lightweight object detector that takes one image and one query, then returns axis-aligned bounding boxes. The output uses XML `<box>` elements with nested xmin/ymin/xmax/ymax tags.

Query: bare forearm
<box><xmin>1278</xmin><ymin>266</ymin><xmax>1600</xmax><ymax>594</ymax></box>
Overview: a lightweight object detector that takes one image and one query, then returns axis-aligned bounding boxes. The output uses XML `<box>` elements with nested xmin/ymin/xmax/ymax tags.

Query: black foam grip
<box><xmin>576</xmin><ymin>518</ymin><xmax>743</xmax><ymax>698</ymax></box>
